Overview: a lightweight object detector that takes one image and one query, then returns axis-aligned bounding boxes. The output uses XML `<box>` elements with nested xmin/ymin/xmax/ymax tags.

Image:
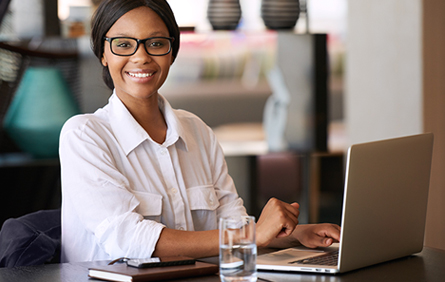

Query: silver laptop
<box><xmin>257</xmin><ymin>133</ymin><xmax>434</xmax><ymax>274</ymax></box>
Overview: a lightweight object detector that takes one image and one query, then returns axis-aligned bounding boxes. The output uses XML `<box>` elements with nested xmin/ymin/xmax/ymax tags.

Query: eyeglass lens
<box><xmin>110</xmin><ymin>37</ymin><xmax>171</xmax><ymax>56</ymax></box>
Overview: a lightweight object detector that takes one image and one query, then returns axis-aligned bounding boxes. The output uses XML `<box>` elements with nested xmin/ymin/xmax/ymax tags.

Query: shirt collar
<box><xmin>107</xmin><ymin>90</ymin><xmax>189</xmax><ymax>155</ymax></box>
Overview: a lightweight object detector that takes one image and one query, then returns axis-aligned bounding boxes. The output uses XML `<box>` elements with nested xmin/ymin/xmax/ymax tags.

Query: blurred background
<box><xmin>0</xmin><ymin>0</ymin><xmax>444</xmax><ymax>252</ymax></box>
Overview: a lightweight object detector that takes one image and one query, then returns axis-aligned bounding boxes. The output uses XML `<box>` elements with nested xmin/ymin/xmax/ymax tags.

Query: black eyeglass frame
<box><xmin>104</xmin><ymin>36</ymin><xmax>175</xmax><ymax>57</ymax></box>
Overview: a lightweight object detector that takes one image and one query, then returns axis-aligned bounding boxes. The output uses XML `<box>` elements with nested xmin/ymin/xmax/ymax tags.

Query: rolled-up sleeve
<box><xmin>209</xmin><ymin>131</ymin><xmax>248</xmax><ymax>220</ymax></box>
<box><xmin>60</xmin><ymin>116</ymin><xmax>165</xmax><ymax>262</ymax></box>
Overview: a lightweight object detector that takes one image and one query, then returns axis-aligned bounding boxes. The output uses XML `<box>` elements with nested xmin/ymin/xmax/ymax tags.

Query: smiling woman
<box><xmin>59</xmin><ymin>0</ymin><xmax>340</xmax><ymax>264</ymax></box>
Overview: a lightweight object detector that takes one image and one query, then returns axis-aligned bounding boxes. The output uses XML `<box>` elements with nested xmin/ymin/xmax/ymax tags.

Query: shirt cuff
<box><xmin>126</xmin><ymin>220</ymin><xmax>166</xmax><ymax>258</ymax></box>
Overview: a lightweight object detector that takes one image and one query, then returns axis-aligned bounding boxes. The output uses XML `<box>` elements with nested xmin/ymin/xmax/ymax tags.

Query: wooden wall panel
<box><xmin>423</xmin><ymin>0</ymin><xmax>445</xmax><ymax>251</ymax></box>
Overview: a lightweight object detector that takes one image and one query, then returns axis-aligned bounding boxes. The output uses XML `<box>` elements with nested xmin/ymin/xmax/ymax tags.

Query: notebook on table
<box><xmin>88</xmin><ymin>256</ymin><xmax>218</xmax><ymax>282</ymax></box>
<box><xmin>257</xmin><ymin>133</ymin><xmax>434</xmax><ymax>274</ymax></box>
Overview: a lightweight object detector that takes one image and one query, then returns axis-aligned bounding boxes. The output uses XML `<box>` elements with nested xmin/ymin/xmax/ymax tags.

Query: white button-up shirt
<box><xmin>59</xmin><ymin>92</ymin><xmax>247</xmax><ymax>262</ymax></box>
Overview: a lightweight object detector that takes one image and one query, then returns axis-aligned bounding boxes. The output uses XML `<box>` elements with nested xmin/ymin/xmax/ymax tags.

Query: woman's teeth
<box><xmin>128</xmin><ymin>72</ymin><xmax>153</xmax><ymax>78</ymax></box>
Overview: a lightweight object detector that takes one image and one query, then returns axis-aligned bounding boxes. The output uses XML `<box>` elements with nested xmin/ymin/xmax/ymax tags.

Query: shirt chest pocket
<box><xmin>187</xmin><ymin>185</ymin><xmax>220</xmax><ymax>211</ymax></box>
<box><xmin>133</xmin><ymin>190</ymin><xmax>163</xmax><ymax>222</ymax></box>
<box><xmin>187</xmin><ymin>185</ymin><xmax>220</xmax><ymax>230</ymax></box>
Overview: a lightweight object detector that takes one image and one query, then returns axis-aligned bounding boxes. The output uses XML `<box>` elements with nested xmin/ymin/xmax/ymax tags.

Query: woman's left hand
<box><xmin>294</xmin><ymin>223</ymin><xmax>341</xmax><ymax>248</ymax></box>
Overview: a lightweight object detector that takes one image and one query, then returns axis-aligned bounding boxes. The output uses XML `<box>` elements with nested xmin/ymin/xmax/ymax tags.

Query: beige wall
<box><xmin>423</xmin><ymin>0</ymin><xmax>445</xmax><ymax>251</ymax></box>
<box><xmin>347</xmin><ymin>0</ymin><xmax>445</xmax><ymax>250</ymax></box>
<box><xmin>346</xmin><ymin>0</ymin><xmax>423</xmax><ymax>145</ymax></box>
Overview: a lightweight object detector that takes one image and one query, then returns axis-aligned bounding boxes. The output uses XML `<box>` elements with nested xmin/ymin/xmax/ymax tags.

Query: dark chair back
<box><xmin>0</xmin><ymin>209</ymin><xmax>61</xmax><ymax>268</ymax></box>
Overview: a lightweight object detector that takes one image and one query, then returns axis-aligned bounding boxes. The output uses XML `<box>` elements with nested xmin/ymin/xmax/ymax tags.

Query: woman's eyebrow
<box><xmin>107</xmin><ymin>31</ymin><xmax>168</xmax><ymax>38</ymax></box>
<box><xmin>148</xmin><ymin>31</ymin><xmax>168</xmax><ymax>37</ymax></box>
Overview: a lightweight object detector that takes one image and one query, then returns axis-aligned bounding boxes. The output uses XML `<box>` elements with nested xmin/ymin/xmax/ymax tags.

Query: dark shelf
<box><xmin>0</xmin><ymin>153</ymin><xmax>61</xmax><ymax>227</ymax></box>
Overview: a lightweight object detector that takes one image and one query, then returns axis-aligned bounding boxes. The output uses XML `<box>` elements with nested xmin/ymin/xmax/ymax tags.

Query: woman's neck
<box><xmin>119</xmin><ymin>93</ymin><xmax>168</xmax><ymax>144</ymax></box>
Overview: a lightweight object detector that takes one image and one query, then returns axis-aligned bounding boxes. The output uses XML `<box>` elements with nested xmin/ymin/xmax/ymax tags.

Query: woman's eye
<box><xmin>114</xmin><ymin>40</ymin><xmax>134</xmax><ymax>49</ymax></box>
<box><xmin>149</xmin><ymin>41</ymin><xmax>164</xmax><ymax>48</ymax></box>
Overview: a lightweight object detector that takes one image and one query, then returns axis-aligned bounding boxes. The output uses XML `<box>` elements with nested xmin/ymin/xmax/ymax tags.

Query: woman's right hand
<box><xmin>255</xmin><ymin>198</ymin><xmax>300</xmax><ymax>247</ymax></box>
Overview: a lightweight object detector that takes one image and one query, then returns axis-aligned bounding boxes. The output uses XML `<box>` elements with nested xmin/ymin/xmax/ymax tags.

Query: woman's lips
<box><xmin>125</xmin><ymin>71</ymin><xmax>156</xmax><ymax>83</ymax></box>
<box><xmin>127</xmin><ymin>72</ymin><xmax>154</xmax><ymax>78</ymax></box>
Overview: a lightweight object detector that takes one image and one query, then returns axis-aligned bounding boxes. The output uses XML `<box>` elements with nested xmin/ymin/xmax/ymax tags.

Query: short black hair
<box><xmin>91</xmin><ymin>0</ymin><xmax>180</xmax><ymax>90</ymax></box>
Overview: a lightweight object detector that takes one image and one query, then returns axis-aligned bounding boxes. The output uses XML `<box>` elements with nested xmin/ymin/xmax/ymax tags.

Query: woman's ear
<box><xmin>101</xmin><ymin>56</ymin><xmax>108</xmax><ymax>67</ymax></box>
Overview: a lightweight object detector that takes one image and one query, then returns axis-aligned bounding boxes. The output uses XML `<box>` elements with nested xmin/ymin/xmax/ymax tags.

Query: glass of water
<box><xmin>219</xmin><ymin>216</ymin><xmax>257</xmax><ymax>282</ymax></box>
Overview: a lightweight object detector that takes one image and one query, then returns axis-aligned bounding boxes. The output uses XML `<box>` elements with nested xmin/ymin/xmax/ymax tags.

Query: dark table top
<box><xmin>1</xmin><ymin>247</ymin><xmax>444</xmax><ymax>282</ymax></box>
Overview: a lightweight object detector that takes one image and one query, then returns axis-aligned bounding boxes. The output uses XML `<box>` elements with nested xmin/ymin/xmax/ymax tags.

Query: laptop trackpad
<box><xmin>258</xmin><ymin>244</ymin><xmax>339</xmax><ymax>265</ymax></box>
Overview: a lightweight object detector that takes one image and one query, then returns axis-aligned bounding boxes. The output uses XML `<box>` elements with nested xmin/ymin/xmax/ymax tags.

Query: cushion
<box><xmin>0</xmin><ymin>209</ymin><xmax>61</xmax><ymax>268</ymax></box>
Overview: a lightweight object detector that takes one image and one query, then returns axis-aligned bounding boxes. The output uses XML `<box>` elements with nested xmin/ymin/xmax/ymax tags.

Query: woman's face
<box><xmin>101</xmin><ymin>6</ymin><xmax>173</xmax><ymax>104</ymax></box>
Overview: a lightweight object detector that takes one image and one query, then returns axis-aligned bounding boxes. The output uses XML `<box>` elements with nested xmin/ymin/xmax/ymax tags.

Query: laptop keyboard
<box><xmin>290</xmin><ymin>250</ymin><xmax>339</xmax><ymax>266</ymax></box>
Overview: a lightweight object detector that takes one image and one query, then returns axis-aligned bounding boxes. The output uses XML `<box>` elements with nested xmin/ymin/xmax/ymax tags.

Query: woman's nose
<box><xmin>130</xmin><ymin>43</ymin><xmax>152</xmax><ymax>63</ymax></box>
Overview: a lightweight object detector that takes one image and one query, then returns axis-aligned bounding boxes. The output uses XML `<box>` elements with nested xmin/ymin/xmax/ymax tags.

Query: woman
<box><xmin>59</xmin><ymin>0</ymin><xmax>340</xmax><ymax>263</ymax></box>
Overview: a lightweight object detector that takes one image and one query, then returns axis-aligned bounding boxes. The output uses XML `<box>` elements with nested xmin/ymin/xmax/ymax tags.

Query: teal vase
<box><xmin>3</xmin><ymin>67</ymin><xmax>80</xmax><ymax>158</ymax></box>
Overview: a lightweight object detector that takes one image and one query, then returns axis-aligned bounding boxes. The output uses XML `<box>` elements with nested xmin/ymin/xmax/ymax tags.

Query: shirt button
<box><xmin>160</xmin><ymin>149</ymin><xmax>167</xmax><ymax>155</ymax></box>
<box><xmin>171</xmin><ymin>188</ymin><xmax>178</xmax><ymax>194</ymax></box>
<box><xmin>178</xmin><ymin>227</ymin><xmax>185</xmax><ymax>231</ymax></box>
<box><xmin>209</xmin><ymin>198</ymin><xmax>214</xmax><ymax>205</ymax></box>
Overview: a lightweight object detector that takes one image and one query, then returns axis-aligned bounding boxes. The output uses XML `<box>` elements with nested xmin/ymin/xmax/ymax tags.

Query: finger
<box><xmin>331</xmin><ymin>224</ymin><xmax>341</xmax><ymax>233</ymax></box>
<box><xmin>277</xmin><ymin>203</ymin><xmax>300</xmax><ymax>229</ymax></box>
<box><xmin>323</xmin><ymin>237</ymin><xmax>333</xmax><ymax>246</ymax></box>
<box><xmin>285</xmin><ymin>202</ymin><xmax>300</xmax><ymax>216</ymax></box>
<box><xmin>257</xmin><ymin>198</ymin><xmax>300</xmax><ymax>244</ymax></box>
<box><xmin>276</xmin><ymin>213</ymin><xmax>299</xmax><ymax>238</ymax></box>
<box><xmin>281</xmin><ymin>211</ymin><xmax>299</xmax><ymax>232</ymax></box>
<box><xmin>319</xmin><ymin>224</ymin><xmax>341</xmax><ymax>241</ymax></box>
<box><xmin>264</xmin><ymin>198</ymin><xmax>300</xmax><ymax>226</ymax></box>
<box><xmin>277</xmin><ymin>226</ymin><xmax>297</xmax><ymax>237</ymax></box>
<box><xmin>276</xmin><ymin>227</ymin><xmax>295</xmax><ymax>238</ymax></box>
<box><xmin>306</xmin><ymin>234</ymin><xmax>333</xmax><ymax>248</ymax></box>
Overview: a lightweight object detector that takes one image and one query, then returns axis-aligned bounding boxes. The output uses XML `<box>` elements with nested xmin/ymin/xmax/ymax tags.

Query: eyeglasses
<box><xmin>104</xmin><ymin>36</ymin><xmax>174</xmax><ymax>56</ymax></box>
